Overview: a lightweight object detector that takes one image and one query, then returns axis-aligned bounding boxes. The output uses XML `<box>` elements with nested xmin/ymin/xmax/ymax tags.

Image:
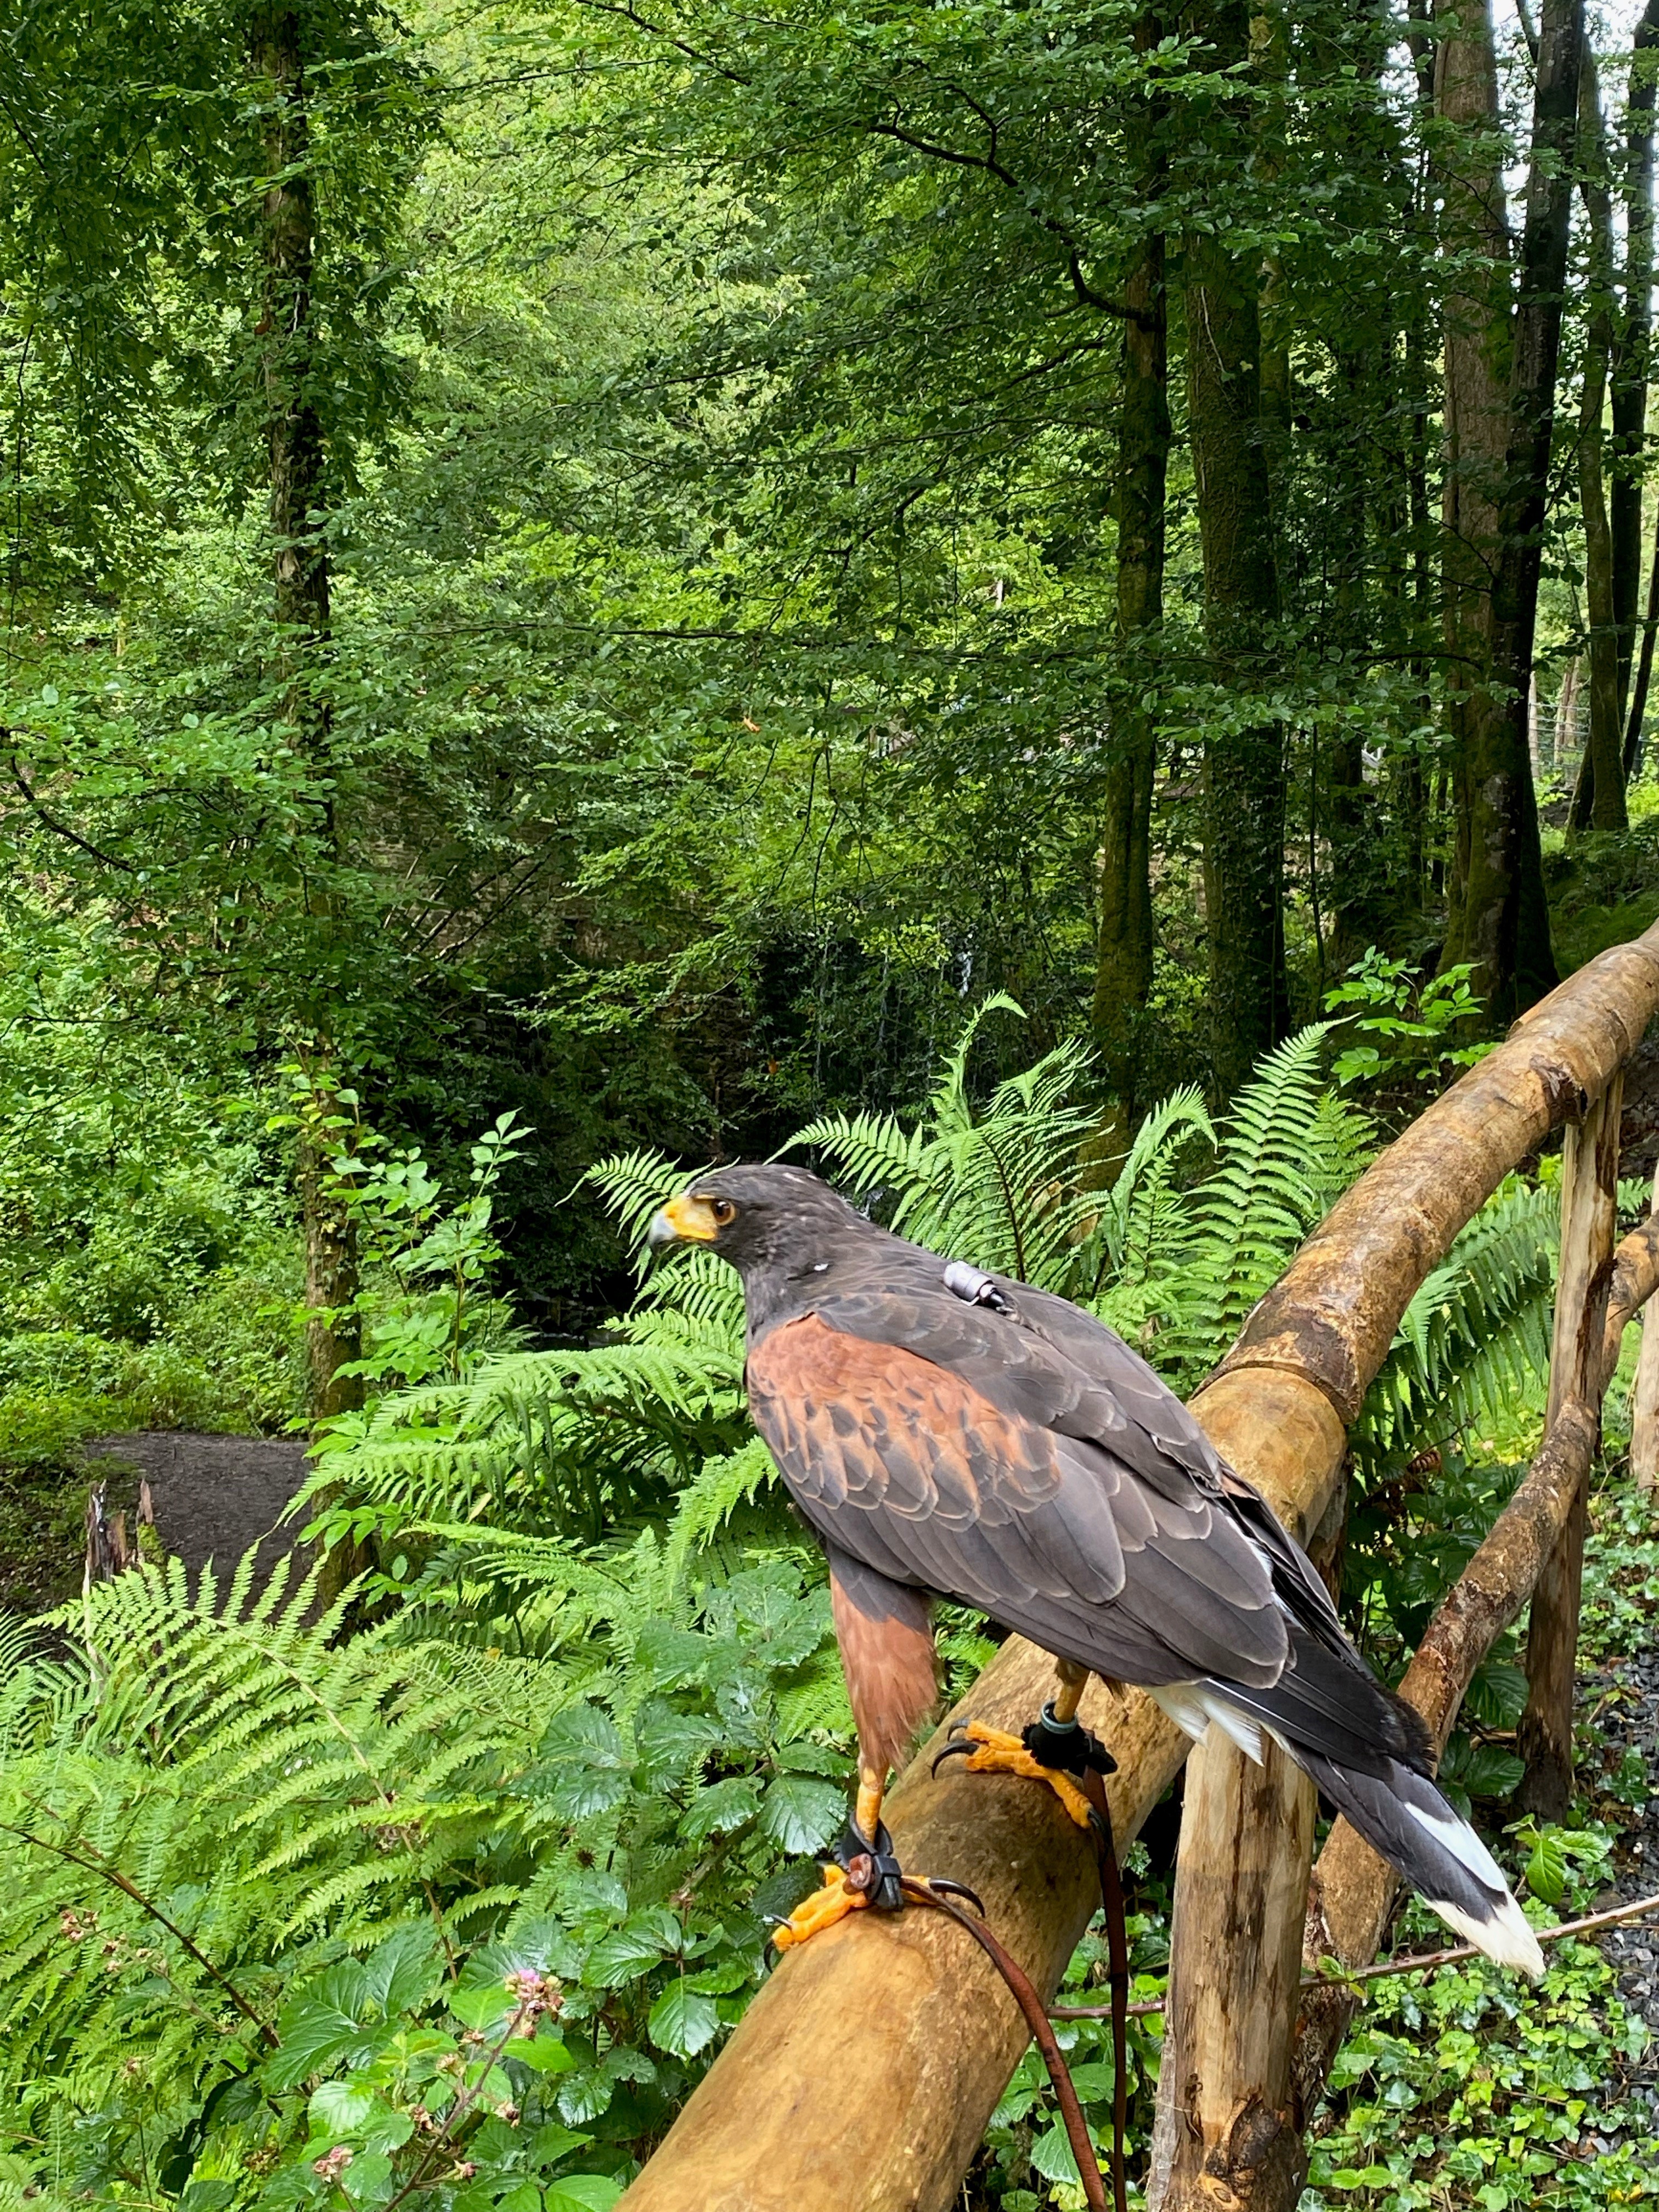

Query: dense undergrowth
<box><xmin>5</xmin><ymin>998</ymin><xmax>1657</xmax><ymax>2211</ymax></box>
<box><xmin>0</xmin><ymin>1016</ymin><xmax>306</xmax><ymax>1611</ymax></box>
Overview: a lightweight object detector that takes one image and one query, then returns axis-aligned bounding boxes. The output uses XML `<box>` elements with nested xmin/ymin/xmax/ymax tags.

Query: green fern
<box><xmin>1146</xmin><ymin>1026</ymin><xmax>1374</xmax><ymax>1384</ymax></box>
<box><xmin>795</xmin><ymin>995</ymin><xmax>1103</xmax><ymax>1290</ymax></box>
<box><xmin>1357</xmin><ymin>1176</ymin><xmax>1557</xmax><ymax>1469</ymax></box>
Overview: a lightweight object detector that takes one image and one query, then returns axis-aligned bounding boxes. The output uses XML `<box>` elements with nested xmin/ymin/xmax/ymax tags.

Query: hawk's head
<box><xmin>645</xmin><ymin>1162</ymin><xmax>865</xmax><ymax>1280</ymax></box>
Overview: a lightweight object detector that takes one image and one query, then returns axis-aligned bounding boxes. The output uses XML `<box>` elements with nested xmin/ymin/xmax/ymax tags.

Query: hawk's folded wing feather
<box><xmin>747</xmin><ymin>1302</ymin><xmax>1289</xmax><ymax>1689</ymax></box>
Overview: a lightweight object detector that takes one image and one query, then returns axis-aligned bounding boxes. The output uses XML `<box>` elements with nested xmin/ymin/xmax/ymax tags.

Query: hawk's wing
<box><xmin>746</xmin><ymin>1284</ymin><xmax>1298</xmax><ymax>1690</ymax></box>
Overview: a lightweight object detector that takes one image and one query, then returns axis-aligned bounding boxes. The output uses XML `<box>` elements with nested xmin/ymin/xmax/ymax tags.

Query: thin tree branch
<box><xmin>7</xmin><ymin>747</ymin><xmax>136</xmax><ymax>872</ymax></box>
<box><xmin>6</xmin><ymin>1820</ymin><xmax>279</xmax><ymax>2046</ymax></box>
<box><xmin>864</xmin><ymin>119</ymin><xmax>1138</xmax><ymax>321</ymax></box>
<box><xmin>1050</xmin><ymin>1887</ymin><xmax>1659</xmax><ymax>2017</ymax></box>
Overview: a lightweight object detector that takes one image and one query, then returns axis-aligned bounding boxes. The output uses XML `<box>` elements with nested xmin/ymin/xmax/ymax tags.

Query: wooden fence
<box><xmin>619</xmin><ymin>919</ymin><xmax>1659</xmax><ymax>2212</ymax></box>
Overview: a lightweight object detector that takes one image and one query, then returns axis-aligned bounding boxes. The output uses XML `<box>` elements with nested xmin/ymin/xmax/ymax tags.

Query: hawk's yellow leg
<box><xmin>947</xmin><ymin>1661</ymin><xmax>1097</xmax><ymax>1827</ymax></box>
<box><xmin>770</xmin><ymin>1767</ymin><xmax>887</xmax><ymax>1949</ymax></box>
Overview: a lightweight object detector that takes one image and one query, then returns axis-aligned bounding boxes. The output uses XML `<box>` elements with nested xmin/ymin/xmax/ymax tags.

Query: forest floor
<box><xmin>80</xmin><ymin>1430</ymin><xmax>310</xmax><ymax>1597</ymax></box>
<box><xmin>1586</xmin><ymin>1594</ymin><xmax>1659</xmax><ymax>2147</ymax></box>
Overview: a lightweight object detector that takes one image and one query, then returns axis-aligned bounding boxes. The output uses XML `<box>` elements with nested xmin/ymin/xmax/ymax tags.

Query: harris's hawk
<box><xmin>647</xmin><ymin>1163</ymin><xmax>1543</xmax><ymax>1976</ymax></box>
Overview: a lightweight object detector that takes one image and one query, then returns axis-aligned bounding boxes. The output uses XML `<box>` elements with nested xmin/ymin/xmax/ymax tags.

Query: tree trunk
<box><xmin>1401</xmin><ymin>312</ymin><xmax>1436</xmax><ymax>906</ymax></box>
<box><xmin>1612</xmin><ymin>0</ymin><xmax>1659</xmax><ymax>716</ymax></box>
<box><xmin>298</xmin><ymin>1122</ymin><xmax>364</xmax><ymax>1420</ymax></box>
<box><xmin>1440</xmin><ymin>0</ymin><xmax>1577</xmax><ymax>1019</ymax></box>
<box><xmin>1557</xmin><ymin>653</ymin><xmax>1581</xmax><ymax>769</ymax></box>
<box><xmin>1092</xmin><ymin>12</ymin><xmax>1168</xmax><ymax>1149</ymax></box>
<box><xmin>1571</xmin><ymin>47</ymin><xmax>1629</xmax><ymax>833</ymax></box>
<box><xmin>1434</xmin><ymin>0</ymin><xmax>1510</xmax><ymax>944</ymax></box>
<box><xmin>253</xmin><ymin>4</ymin><xmax>362</xmax><ymax>1420</ymax></box>
<box><xmin>1627</xmin><ymin>522</ymin><xmax>1659</xmax><ymax>774</ymax></box>
<box><xmin>256</xmin><ymin>5</ymin><xmax>332</xmax><ymax>659</ymax></box>
<box><xmin>1184</xmin><ymin>0</ymin><xmax>1288</xmax><ymax>1099</ymax></box>
<box><xmin>1325</xmin><ymin>349</ymin><xmax>1380</xmax><ymax>973</ymax></box>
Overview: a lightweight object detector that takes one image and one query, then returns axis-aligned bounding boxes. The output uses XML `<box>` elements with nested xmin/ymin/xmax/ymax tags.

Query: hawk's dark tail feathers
<box><xmin>1193</xmin><ymin>1627</ymin><xmax>1544</xmax><ymax>1979</ymax></box>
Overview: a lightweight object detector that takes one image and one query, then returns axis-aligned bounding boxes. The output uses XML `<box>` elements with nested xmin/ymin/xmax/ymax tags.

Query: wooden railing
<box><xmin>619</xmin><ymin>920</ymin><xmax>1659</xmax><ymax>2212</ymax></box>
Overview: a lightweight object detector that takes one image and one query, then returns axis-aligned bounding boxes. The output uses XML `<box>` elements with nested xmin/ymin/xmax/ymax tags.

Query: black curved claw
<box><xmin>921</xmin><ymin>1875</ymin><xmax>986</xmax><ymax>1915</ymax></box>
<box><xmin>931</xmin><ymin>1731</ymin><xmax>977</xmax><ymax>1779</ymax></box>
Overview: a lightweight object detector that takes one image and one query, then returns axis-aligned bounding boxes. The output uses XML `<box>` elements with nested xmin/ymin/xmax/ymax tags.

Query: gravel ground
<box><xmin>82</xmin><ymin>1429</ymin><xmax>313</xmax><ymax>1595</ymax></box>
<box><xmin>1580</xmin><ymin>1638</ymin><xmax>1659</xmax><ymax>2134</ymax></box>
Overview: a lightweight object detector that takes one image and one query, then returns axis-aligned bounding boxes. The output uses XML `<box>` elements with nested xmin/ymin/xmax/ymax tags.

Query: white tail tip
<box><xmin>1424</xmin><ymin>1887</ymin><xmax>1546</xmax><ymax>1980</ymax></box>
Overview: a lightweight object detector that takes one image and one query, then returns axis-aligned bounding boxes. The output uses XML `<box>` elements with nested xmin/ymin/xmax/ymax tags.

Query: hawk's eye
<box><xmin>710</xmin><ymin>1198</ymin><xmax>736</xmax><ymax>1226</ymax></box>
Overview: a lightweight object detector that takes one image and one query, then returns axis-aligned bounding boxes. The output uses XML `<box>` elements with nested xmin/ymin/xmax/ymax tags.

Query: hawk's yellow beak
<box><xmin>646</xmin><ymin>1192</ymin><xmax>721</xmax><ymax>1253</ymax></box>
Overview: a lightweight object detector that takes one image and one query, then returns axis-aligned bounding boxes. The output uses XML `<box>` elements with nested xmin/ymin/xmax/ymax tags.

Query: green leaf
<box><xmin>583</xmin><ymin>1909</ymin><xmax>681</xmax><ymax>1986</ymax></box>
<box><xmin>337</xmin><ymin>2153</ymin><xmax>394</xmax><ymax>2207</ymax></box>
<box><xmin>1464</xmin><ymin>1661</ymin><xmax>1527</xmax><ymax>1730</ymax></box>
<box><xmin>680</xmin><ymin>1776</ymin><xmax>761</xmax><ymax>1841</ymax></box>
<box><xmin>361</xmin><ymin>1925</ymin><xmax>440</xmax><ymax>2018</ymax></box>
<box><xmin>544</xmin><ymin>2181</ymin><xmax>625</xmax><ymax>2212</ymax></box>
<box><xmin>1525</xmin><ymin>1826</ymin><xmax>1568</xmax><ymax>1905</ymax></box>
<box><xmin>267</xmin><ymin>2005</ymin><xmax>368</xmax><ymax>2091</ymax></box>
<box><xmin>450</xmin><ymin>1985</ymin><xmax>516</xmax><ymax>2032</ymax></box>
<box><xmin>1462</xmin><ymin>1745</ymin><xmax>1525</xmax><ymax>1800</ymax></box>
<box><xmin>555</xmin><ymin>2070</ymin><xmax>614</xmax><ymax>2126</ymax></box>
<box><xmin>1028</xmin><ymin>2123</ymin><xmax>1085</xmax><ymax>2185</ymax></box>
<box><xmin>647</xmin><ymin>1982</ymin><xmax>720</xmax><ymax>2059</ymax></box>
<box><xmin>511</xmin><ymin>2033</ymin><xmax>577</xmax><ymax>2075</ymax></box>
<box><xmin>309</xmin><ymin>2082</ymin><xmax>375</xmax><ymax>2137</ymax></box>
<box><xmin>758</xmin><ymin>1775</ymin><xmax>844</xmax><ymax>1854</ymax></box>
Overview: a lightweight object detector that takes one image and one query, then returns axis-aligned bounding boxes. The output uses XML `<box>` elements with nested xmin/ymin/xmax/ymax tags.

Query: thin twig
<box><xmin>376</xmin><ymin>2000</ymin><xmax>534</xmax><ymax>2212</ymax></box>
<box><xmin>8</xmin><ymin>749</ymin><xmax>136</xmax><ymax>872</ymax></box>
<box><xmin>1049</xmin><ymin>1889</ymin><xmax>1659</xmax><ymax>2018</ymax></box>
<box><xmin>7</xmin><ymin>1820</ymin><xmax>278</xmax><ymax>2047</ymax></box>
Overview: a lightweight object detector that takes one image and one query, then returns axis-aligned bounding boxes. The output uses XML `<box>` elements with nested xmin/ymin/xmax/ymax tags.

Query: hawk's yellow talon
<box><xmin>956</xmin><ymin>1722</ymin><xmax>1096</xmax><ymax>1827</ymax></box>
<box><xmin>771</xmin><ymin>1864</ymin><xmax>869</xmax><ymax>1949</ymax></box>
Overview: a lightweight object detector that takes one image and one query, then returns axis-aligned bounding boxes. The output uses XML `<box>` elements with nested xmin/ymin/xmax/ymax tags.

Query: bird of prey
<box><xmin>647</xmin><ymin>1163</ymin><xmax>1543</xmax><ymax>1976</ymax></box>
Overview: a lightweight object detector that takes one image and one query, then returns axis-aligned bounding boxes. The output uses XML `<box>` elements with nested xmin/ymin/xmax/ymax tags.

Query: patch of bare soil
<box><xmin>83</xmin><ymin>1431</ymin><xmax>314</xmax><ymax>1599</ymax></box>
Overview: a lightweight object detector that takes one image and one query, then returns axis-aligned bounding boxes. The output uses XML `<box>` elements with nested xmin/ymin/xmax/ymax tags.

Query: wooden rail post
<box><xmin>1516</xmin><ymin>1073</ymin><xmax>1622</xmax><ymax>1819</ymax></box>
<box><xmin>1144</xmin><ymin>1498</ymin><xmax>1345</xmax><ymax>2212</ymax></box>
<box><xmin>1146</xmin><ymin>1737</ymin><xmax>1317</xmax><ymax>2212</ymax></box>
<box><xmin>1630</xmin><ymin>1165</ymin><xmax>1659</xmax><ymax>1491</ymax></box>
<box><xmin>1142</xmin><ymin>1430</ymin><xmax>1344</xmax><ymax>2212</ymax></box>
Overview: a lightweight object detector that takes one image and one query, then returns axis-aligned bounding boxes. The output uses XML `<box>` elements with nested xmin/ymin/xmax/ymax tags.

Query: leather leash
<box><xmin>899</xmin><ymin>1778</ymin><xmax>1130</xmax><ymax>2212</ymax></box>
<box><xmin>1078</xmin><ymin>1766</ymin><xmax>1130</xmax><ymax>2212</ymax></box>
<box><xmin>900</xmin><ymin>1880</ymin><xmax>1110</xmax><ymax>2212</ymax></box>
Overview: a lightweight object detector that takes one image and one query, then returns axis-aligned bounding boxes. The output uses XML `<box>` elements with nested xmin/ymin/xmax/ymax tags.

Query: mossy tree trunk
<box><xmin>1570</xmin><ymin>50</ymin><xmax>1629</xmax><ymax>834</ymax></box>
<box><xmin>1092</xmin><ymin>10</ymin><xmax>1169</xmax><ymax>1150</ymax></box>
<box><xmin>1440</xmin><ymin>0</ymin><xmax>1576</xmax><ymax>1018</ymax></box>
<box><xmin>1434</xmin><ymin>0</ymin><xmax>1510</xmax><ymax>961</ymax></box>
<box><xmin>1615</xmin><ymin>0</ymin><xmax>1659</xmax><ymax>743</ymax></box>
<box><xmin>253</xmin><ymin>4</ymin><xmax>363</xmax><ymax>1421</ymax></box>
<box><xmin>1183</xmin><ymin>0</ymin><xmax>1288</xmax><ymax>1101</ymax></box>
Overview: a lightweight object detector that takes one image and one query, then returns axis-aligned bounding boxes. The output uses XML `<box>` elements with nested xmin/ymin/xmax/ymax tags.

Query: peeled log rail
<box><xmin>1629</xmin><ymin>1169</ymin><xmax>1659</xmax><ymax>1489</ymax></box>
<box><xmin>620</xmin><ymin>922</ymin><xmax>1659</xmax><ymax>2212</ymax></box>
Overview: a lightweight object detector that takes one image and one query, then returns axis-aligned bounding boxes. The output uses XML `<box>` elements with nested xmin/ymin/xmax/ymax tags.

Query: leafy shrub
<box><xmin>1306</xmin><ymin>1927</ymin><xmax>1649</xmax><ymax>2212</ymax></box>
<box><xmin>0</xmin><ymin>1540</ymin><xmax>853</xmax><ymax>2209</ymax></box>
